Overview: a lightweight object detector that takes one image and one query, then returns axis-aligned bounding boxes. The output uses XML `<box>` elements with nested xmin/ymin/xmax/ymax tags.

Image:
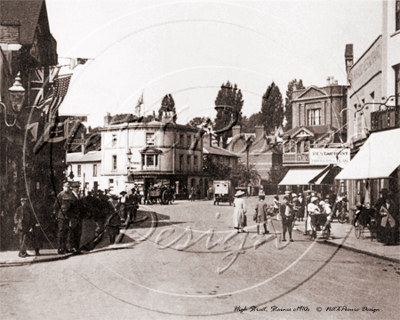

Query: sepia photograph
<box><xmin>0</xmin><ymin>0</ymin><xmax>399</xmax><ymax>319</ymax></box>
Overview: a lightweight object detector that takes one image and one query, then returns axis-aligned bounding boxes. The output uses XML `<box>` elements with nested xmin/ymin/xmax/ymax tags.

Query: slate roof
<box><xmin>282</xmin><ymin>125</ymin><xmax>337</xmax><ymax>139</ymax></box>
<box><xmin>67</xmin><ymin>151</ymin><xmax>102</xmax><ymax>163</ymax></box>
<box><xmin>0</xmin><ymin>0</ymin><xmax>47</xmax><ymax>46</ymax></box>
<box><xmin>203</xmin><ymin>144</ymin><xmax>239</xmax><ymax>157</ymax></box>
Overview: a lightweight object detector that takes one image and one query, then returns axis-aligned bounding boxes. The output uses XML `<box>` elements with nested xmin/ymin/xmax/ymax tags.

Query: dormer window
<box><xmin>146</xmin><ymin>132</ymin><xmax>155</xmax><ymax>145</ymax></box>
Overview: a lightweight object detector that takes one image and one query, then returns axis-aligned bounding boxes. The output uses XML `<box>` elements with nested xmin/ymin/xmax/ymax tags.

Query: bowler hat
<box><xmin>120</xmin><ymin>191</ymin><xmax>127</xmax><ymax>195</ymax></box>
<box><xmin>379</xmin><ymin>188</ymin><xmax>389</xmax><ymax>194</ymax></box>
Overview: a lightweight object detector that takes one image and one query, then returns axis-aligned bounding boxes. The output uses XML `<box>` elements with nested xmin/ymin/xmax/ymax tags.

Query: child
<box><xmin>253</xmin><ymin>195</ymin><xmax>269</xmax><ymax>235</ymax></box>
<box><xmin>273</xmin><ymin>195</ymin><xmax>280</xmax><ymax>220</ymax></box>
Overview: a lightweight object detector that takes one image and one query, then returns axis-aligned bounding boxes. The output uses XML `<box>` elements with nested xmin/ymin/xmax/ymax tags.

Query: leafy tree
<box><xmin>284</xmin><ymin>79</ymin><xmax>305</xmax><ymax>131</ymax></box>
<box><xmin>231</xmin><ymin>162</ymin><xmax>260</xmax><ymax>187</ymax></box>
<box><xmin>259</xmin><ymin>82</ymin><xmax>284</xmax><ymax>134</ymax></box>
<box><xmin>158</xmin><ymin>94</ymin><xmax>176</xmax><ymax>120</ymax></box>
<box><xmin>266</xmin><ymin>164</ymin><xmax>289</xmax><ymax>186</ymax></box>
<box><xmin>214</xmin><ymin>82</ymin><xmax>244</xmax><ymax>147</ymax></box>
<box><xmin>187</xmin><ymin>117</ymin><xmax>212</xmax><ymax>128</ymax></box>
<box><xmin>203</xmin><ymin>155</ymin><xmax>232</xmax><ymax>180</ymax></box>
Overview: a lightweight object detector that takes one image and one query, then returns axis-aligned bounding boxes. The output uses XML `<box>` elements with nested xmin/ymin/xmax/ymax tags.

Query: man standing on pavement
<box><xmin>69</xmin><ymin>182</ymin><xmax>84</xmax><ymax>252</ymax></box>
<box><xmin>53</xmin><ymin>182</ymin><xmax>75</xmax><ymax>254</ymax></box>
<box><xmin>14</xmin><ymin>198</ymin><xmax>35</xmax><ymax>257</ymax></box>
<box><xmin>127</xmin><ymin>188</ymin><xmax>140</xmax><ymax>223</ymax></box>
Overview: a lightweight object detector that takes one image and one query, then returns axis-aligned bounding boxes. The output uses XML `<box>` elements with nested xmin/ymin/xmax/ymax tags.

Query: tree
<box><xmin>259</xmin><ymin>82</ymin><xmax>284</xmax><ymax>134</ymax></box>
<box><xmin>187</xmin><ymin>117</ymin><xmax>212</xmax><ymax>128</ymax></box>
<box><xmin>203</xmin><ymin>155</ymin><xmax>232</xmax><ymax>180</ymax></box>
<box><xmin>231</xmin><ymin>162</ymin><xmax>260</xmax><ymax>187</ymax></box>
<box><xmin>284</xmin><ymin>79</ymin><xmax>305</xmax><ymax>131</ymax></box>
<box><xmin>214</xmin><ymin>82</ymin><xmax>244</xmax><ymax>147</ymax></box>
<box><xmin>267</xmin><ymin>164</ymin><xmax>289</xmax><ymax>186</ymax></box>
<box><xmin>158</xmin><ymin>94</ymin><xmax>176</xmax><ymax>120</ymax></box>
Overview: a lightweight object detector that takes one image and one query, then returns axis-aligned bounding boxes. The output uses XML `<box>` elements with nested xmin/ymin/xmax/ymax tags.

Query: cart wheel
<box><xmin>310</xmin><ymin>230</ymin><xmax>316</xmax><ymax>240</ymax></box>
<box><xmin>354</xmin><ymin>223</ymin><xmax>361</xmax><ymax>239</ymax></box>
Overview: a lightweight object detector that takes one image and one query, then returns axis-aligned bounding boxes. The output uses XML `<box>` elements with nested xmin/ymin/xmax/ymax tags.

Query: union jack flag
<box><xmin>31</xmin><ymin>66</ymin><xmax>61</xmax><ymax>109</ymax></box>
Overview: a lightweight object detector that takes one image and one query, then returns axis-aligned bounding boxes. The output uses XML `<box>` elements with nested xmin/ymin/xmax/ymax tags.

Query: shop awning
<box><xmin>279</xmin><ymin>166</ymin><xmax>329</xmax><ymax>186</ymax></box>
<box><xmin>336</xmin><ymin>128</ymin><xmax>400</xmax><ymax>180</ymax></box>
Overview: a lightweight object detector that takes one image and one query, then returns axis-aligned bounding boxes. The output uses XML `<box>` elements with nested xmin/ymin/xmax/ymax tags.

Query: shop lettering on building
<box><xmin>309</xmin><ymin>148</ymin><xmax>350</xmax><ymax>168</ymax></box>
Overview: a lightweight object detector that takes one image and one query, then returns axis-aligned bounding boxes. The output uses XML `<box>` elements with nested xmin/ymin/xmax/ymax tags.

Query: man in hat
<box><xmin>308</xmin><ymin>196</ymin><xmax>321</xmax><ymax>235</ymax></box>
<box><xmin>68</xmin><ymin>181</ymin><xmax>84</xmax><ymax>252</ymax></box>
<box><xmin>14</xmin><ymin>198</ymin><xmax>36</xmax><ymax>257</ymax></box>
<box><xmin>53</xmin><ymin>182</ymin><xmax>76</xmax><ymax>254</ymax></box>
<box><xmin>280</xmin><ymin>195</ymin><xmax>295</xmax><ymax>242</ymax></box>
<box><xmin>127</xmin><ymin>188</ymin><xmax>141</xmax><ymax>223</ymax></box>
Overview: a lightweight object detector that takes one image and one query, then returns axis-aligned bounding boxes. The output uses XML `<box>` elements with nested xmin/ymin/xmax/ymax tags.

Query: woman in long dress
<box><xmin>233</xmin><ymin>190</ymin><xmax>247</xmax><ymax>233</ymax></box>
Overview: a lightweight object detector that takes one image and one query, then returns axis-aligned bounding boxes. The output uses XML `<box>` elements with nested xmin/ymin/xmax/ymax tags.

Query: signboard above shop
<box><xmin>309</xmin><ymin>148</ymin><xmax>350</xmax><ymax>168</ymax></box>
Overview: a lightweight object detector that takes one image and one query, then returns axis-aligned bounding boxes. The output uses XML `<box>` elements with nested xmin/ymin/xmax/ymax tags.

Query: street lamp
<box><xmin>0</xmin><ymin>72</ymin><xmax>26</xmax><ymax>127</ymax></box>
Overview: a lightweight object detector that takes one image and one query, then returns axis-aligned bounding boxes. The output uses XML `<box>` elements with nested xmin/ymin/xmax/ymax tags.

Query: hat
<box><xmin>120</xmin><ymin>191</ymin><xmax>127</xmax><ymax>195</ymax></box>
<box><xmin>379</xmin><ymin>188</ymin><xmax>389</xmax><ymax>194</ymax></box>
<box><xmin>63</xmin><ymin>181</ymin><xmax>70</xmax><ymax>187</ymax></box>
<box><xmin>285</xmin><ymin>190</ymin><xmax>291</xmax><ymax>194</ymax></box>
<box><xmin>259</xmin><ymin>195</ymin><xmax>265</xmax><ymax>200</ymax></box>
<box><xmin>70</xmin><ymin>181</ymin><xmax>80</xmax><ymax>188</ymax></box>
<box><xmin>311</xmin><ymin>196</ymin><xmax>319</xmax><ymax>203</ymax></box>
<box><xmin>292</xmin><ymin>193</ymin><xmax>297</xmax><ymax>198</ymax></box>
<box><xmin>21</xmin><ymin>197</ymin><xmax>28</xmax><ymax>201</ymax></box>
<box><xmin>234</xmin><ymin>190</ymin><xmax>245</xmax><ymax>197</ymax></box>
<box><xmin>131</xmin><ymin>187</ymin><xmax>136</xmax><ymax>192</ymax></box>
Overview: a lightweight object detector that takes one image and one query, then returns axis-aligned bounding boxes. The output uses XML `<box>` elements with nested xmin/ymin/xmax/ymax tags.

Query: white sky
<box><xmin>46</xmin><ymin>0</ymin><xmax>383</xmax><ymax>127</ymax></box>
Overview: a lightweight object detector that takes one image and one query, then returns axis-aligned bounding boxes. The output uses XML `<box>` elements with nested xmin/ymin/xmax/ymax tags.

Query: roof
<box><xmin>67</xmin><ymin>151</ymin><xmax>102</xmax><ymax>163</ymax></box>
<box><xmin>282</xmin><ymin>125</ymin><xmax>337</xmax><ymax>139</ymax></box>
<box><xmin>0</xmin><ymin>0</ymin><xmax>47</xmax><ymax>46</ymax></box>
<box><xmin>203</xmin><ymin>144</ymin><xmax>239</xmax><ymax>158</ymax></box>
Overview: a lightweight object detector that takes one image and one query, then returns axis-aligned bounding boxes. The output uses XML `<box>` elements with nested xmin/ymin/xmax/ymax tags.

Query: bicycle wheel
<box><xmin>338</xmin><ymin>210</ymin><xmax>346</xmax><ymax>224</ymax></box>
<box><xmin>354</xmin><ymin>223</ymin><xmax>361</xmax><ymax>239</ymax></box>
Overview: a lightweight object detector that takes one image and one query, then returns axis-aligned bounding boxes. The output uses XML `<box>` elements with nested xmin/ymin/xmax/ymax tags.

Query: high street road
<box><xmin>1</xmin><ymin>197</ymin><xmax>399</xmax><ymax>319</ymax></box>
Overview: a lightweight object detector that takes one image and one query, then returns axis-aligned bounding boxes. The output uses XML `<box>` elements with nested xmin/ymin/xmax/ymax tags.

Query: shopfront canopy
<box><xmin>336</xmin><ymin>128</ymin><xmax>400</xmax><ymax>180</ymax></box>
<box><xmin>279</xmin><ymin>166</ymin><xmax>331</xmax><ymax>186</ymax></box>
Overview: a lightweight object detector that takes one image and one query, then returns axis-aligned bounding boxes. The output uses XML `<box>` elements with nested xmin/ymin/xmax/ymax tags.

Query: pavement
<box><xmin>291</xmin><ymin>217</ymin><xmax>400</xmax><ymax>263</ymax></box>
<box><xmin>1</xmin><ymin>199</ymin><xmax>399</xmax><ymax>266</ymax></box>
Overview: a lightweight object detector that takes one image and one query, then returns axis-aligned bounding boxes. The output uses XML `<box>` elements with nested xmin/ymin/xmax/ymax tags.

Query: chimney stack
<box><xmin>255</xmin><ymin>125</ymin><xmax>264</xmax><ymax>139</ymax></box>
<box><xmin>104</xmin><ymin>112</ymin><xmax>111</xmax><ymax>126</ymax></box>
<box><xmin>345</xmin><ymin>44</ymin><xmax>354</xmax><ymax>83</ymax></box>
<box><xmin>232</xmin><ymin>125</ymin><xmax>241</xmax><ymax>137</ymax></box>
<box><xmin>326</xmin><ymin>76</ymin><xmax>331</xmax><ymax>86</ymax></box>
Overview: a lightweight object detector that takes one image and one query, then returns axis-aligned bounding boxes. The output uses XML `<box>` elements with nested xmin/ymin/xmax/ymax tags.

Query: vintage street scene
<box><xmin>0</xmin><ymin>1</ymin><xmax>399</xmax><ymax>319</ymax></box>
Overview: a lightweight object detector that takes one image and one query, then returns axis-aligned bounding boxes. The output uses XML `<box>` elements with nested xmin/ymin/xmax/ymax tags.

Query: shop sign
<box><xmin>309</xmin><ymin>148</ymin><xmax>350</xmax><ymax>167</ymax></box>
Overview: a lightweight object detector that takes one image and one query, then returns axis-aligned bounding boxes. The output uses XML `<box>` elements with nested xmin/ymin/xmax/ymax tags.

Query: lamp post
<box><xmin>0</xmin><ymin>72</ymin><xmax>26</xmax><ymax>127</ymax></box>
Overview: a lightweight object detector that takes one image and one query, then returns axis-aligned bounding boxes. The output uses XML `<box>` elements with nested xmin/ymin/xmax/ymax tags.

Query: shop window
<box><xmin>77</xmin><ymin>165</ymin><xmax>81</xmax><ymax>177</ymax></box>
<box><xmin>180</xmin><ymin>134</ymin><xmax>184</xmax><ymax>147</ymax></box>
<box><xmin>112</xmin><ymin>155</ymin><xmax>117</xmax><ymax>170</ymax></box>
<box><xmin>187</xmin><ymin>135</ymin><xmax>191</xmax><ymax>148</ymax></box>
<box><xmin>194</xmin><ymin>155</ymin><xmax>198</xmax><ymax>169</ymax></box>
<box><xmin>187</xmin><ymin>155</ymin><xmax>191</xmax><ymax>170</ymax></box>
<box><xmin>93</xmin><ymin>164</ymin><xmax>97</xmax><ymax>177</ymax></box>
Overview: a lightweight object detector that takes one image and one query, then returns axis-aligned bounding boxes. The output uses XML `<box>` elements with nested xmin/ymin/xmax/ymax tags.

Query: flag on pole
<box><xmin>70</xmin><ymin>58</ymin><xmax>89</xmax><ymax>70</ymax></box>
<box><xmin>31</xmin><ymin>66</ymin><xmax>61</xmax><ymax>109</ymax></box>
<box><xmin>46</xmin><ymin>73</ymin><xmax>72</xmax><ymax>122</ymax></box>
<box><xmin>135</xmin><ymin>92</ymin><xmax>144</xmax><ymax>117</ymax></box>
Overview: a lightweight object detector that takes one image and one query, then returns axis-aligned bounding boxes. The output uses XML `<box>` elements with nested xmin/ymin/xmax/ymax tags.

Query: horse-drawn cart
<box><xmin>147</xmin><ymin>184</ymin><xmax>174</xmax><ymax>205</ymax></box>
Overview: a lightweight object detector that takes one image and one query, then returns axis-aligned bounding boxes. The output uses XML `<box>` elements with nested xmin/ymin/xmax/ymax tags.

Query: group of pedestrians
<box><xmin>14</xmin><ymin>181</ymin><xmax>143</xmax><ymax>258</ymax></box>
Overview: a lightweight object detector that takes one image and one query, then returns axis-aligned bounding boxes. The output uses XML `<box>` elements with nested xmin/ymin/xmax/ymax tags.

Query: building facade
<box><xmin>100</xmin><ymin>112</ymin><xmax>204</xmax><ymax>199</ymax></box>
<box><xmin>0</xmin><ymin>0</ymin><xmax>71</xmax><ymax>250</ymax></box>
<box><xmin>279</xmin><ymin>79</ymin><xmax>349</xmax><ymax>196</ymax></box>
<box><xmin>338</xmin><ymin>0</ymin><xmax>400</xmax><ymax>218</ymax></box>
